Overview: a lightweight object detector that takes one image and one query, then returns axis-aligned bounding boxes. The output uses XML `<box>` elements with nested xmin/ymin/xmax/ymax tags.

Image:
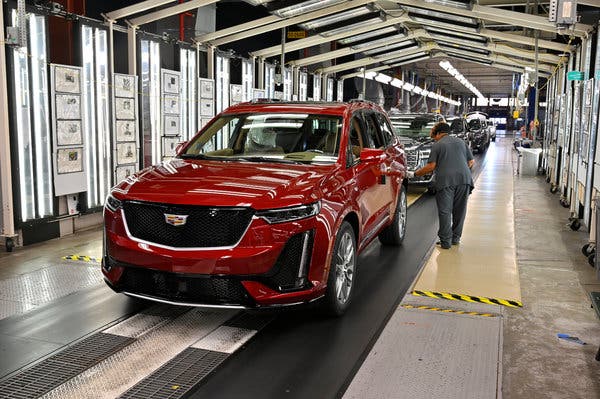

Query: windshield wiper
<box><xmin>179</xmin><ymin>153</ymin><xmax>208</xmax><ymax>159</ymax></box>
<box><xmin>237</xmin><ymin>156</ymin><xmax>302</xmax><ymax>164</ymax></box>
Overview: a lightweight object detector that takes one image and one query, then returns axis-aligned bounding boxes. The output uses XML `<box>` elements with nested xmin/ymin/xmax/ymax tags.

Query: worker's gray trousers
<box><xmin>435</xmin><ymin>184</ymin><xmax>471</xmax><ymax>246</ymax></box>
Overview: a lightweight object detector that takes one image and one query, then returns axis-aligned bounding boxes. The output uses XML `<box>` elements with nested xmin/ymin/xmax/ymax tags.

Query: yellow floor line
<box><xmin>401</xmin><ymin>304</ymin><xmax>498</xmax><ymax>317</ymax></box>
<box><xmin>62</xmin><ymin>255</ymin><xmax>99</xmax><ymax>263</ymax></box>
<box><xmin>411</xmin><ymin>289</ymin><xmax>522</xmax><ymax>308</ymax></box>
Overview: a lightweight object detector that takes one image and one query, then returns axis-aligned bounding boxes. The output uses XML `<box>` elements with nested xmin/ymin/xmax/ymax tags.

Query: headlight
<box><xmin>105</xmin><ymin>194</ymin><xmax>123</xmax><ymax>212</ymax></box>
<box><xmin>256</xmin><ymin>202</ymin><xmax>321</xmax><ymax>224</ymax></box>
<box><xmin>418</xmin><ymin>149</ymin><xmax>430</xmax><ymax>159</ymax></box>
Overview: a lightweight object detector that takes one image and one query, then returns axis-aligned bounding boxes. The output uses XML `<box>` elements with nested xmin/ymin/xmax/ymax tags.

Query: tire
<box><xmin>570</xmin><ymin>219</ymin><xmax>581</xmax><ymax>231</ymax></box>
<box><xmin>550</xmin><ymin>185</ymin><xmax>558</xmax><ymax>194</ymax></box>
<box><xmin>322</xmin><ymin>221</ymin><xmax>357</xmax><ymax>316</ymax></box>
<box><xmin>582</xmin><ymin>243</ymin><xmax>595</xmax><ymax>256</ymax></box>
<box><xmin>546</xmin><ymin>176</ymin><xmax>551</xmax><ymax>183</ymax></box>
<box><xmin>5</xmin><ymin>238</ymin><xmax>14</xmax><ymax>252</ymax></box>
<box><xmin>560</xmin><ymin>198</ymin><xmax>570</xmax><ymax>208</ymax></box>
<box><xmin>588</xmin><ymin>253</ymin><xmax>595</xmax><ymax>268</ymax></box>
<box><xmin>378</xmin><ymin>185</ymin><xmax>407</xmax><ymax>245</ymax></box>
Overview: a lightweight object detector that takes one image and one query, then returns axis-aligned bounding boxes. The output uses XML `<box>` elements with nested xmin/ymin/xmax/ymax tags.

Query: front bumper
<box><xmin>102</xmin><ymin>207</ymin><xmax>331</xmax><ymax>307</ymax></box>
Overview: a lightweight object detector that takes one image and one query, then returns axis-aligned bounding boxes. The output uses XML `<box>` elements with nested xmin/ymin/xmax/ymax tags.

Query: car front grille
<box><xmin>406</xmin><ymin>150</ymin><xmax>419</xmax><ymax>170</ymax></box>
<box><xmin>119</xmin><ymin>267</ymin><xmax>253</xmax><ymax>306</ymax></box>
<box><xmin>265</xmin><ymin>231</ymin><xmax>314</xmax><ymax>291</ymax></box>
<box><xmin>123</xmin><ymin>201</ymin><xmax>254</xmax><ymax>248</ymax></box>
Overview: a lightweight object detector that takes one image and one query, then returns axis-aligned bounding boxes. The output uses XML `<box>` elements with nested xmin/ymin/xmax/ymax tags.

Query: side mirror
<box><xmin>359</xmin><ymin>148</ymin><xmax>386</xmax><ymax>163</ymax></box>
<box><xmin>175</xmin><ymin>141</ymin><xmax>188</xmax><ymax>155</ymax></box>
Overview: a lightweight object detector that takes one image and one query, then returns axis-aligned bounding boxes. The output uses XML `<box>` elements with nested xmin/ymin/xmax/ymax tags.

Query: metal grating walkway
<box><xmin>119</xmin><ymin>348</ymin><xmax>227</xmax><ymax>399</ymax></box>
<box><xmin>0</xmin><ymin>333</ymin><xmax>133</xmax><ymax>398</ymax></box>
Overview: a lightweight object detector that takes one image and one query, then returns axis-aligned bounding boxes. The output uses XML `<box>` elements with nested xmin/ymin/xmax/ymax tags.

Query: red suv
<box><xmin>103</xmin><ymin>100</ymin><xmax>407</xmax><ymax>315</ymax></box>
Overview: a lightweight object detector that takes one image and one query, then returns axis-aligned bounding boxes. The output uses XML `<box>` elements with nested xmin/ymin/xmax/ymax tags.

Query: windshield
<box><xmin>449</xmin><ymin>119</ymin><xmax>465</xmax><ymax>134</ymax></box>
<box><xmin>468</xmin><ymin>119</ymin><xmax>483</xmax><ymax>130</ymax></box>
<box><xmin>389</xmin><ymin>115</ymin><xmax>437</xmax><ymax>138</ymax></box>
<box><xmin>182</xmin><ymin>113</ymin><xmax>343</xmax><ymax>164</ymax></box>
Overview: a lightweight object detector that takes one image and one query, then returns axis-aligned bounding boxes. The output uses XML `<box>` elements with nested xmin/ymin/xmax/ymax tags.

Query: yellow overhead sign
<box><xmin>287</xmin><ymin>31</ymin><xmax>306</xmax><ymax>39</ymax></box>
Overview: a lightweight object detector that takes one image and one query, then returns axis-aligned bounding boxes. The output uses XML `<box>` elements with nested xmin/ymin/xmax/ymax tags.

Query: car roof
<box><xmin>222</xmin><ymin>100</ymin><xmax>384</xmax><ymax>116</ymax></box>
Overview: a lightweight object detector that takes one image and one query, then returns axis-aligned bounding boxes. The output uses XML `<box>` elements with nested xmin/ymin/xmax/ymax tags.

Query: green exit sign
<box><xmin>567</xmin><ymin>71</ymin><xmax>584</xmax><ymax>81</ymax></box>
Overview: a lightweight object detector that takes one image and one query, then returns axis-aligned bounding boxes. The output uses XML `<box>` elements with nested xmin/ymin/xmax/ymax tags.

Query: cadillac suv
<box><xmin>103</xmin><ymin>100</ymin><xmax>408</xmax><ymax>315</ymax></box>
<box><xmin>387</xmin><ymin>112</ymin><xmax>445</xmax><ymax>190</ymax></box>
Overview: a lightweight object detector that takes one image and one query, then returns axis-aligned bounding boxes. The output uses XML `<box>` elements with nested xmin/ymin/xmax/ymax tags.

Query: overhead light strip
<box><xmin>439</xmin><ymin>60</ymin><xmax>485</xmax><ymax>99</ymax></box>
<box><xmin>300</xmin><ymin>7</ymin><xmax>372</xmax><ymax>29</ymax></box>
<box><xmin>337</xmin><ymin>26</ymin><xmax>397</xmax><ymax>44</ymax></box>
<box><xmin>364</xmin><ymin>71</ymin><xmax>460</xmax><ymax>105</ymax></box>
<box><xmin>274</xmin><ymin>0</ymin><xmax>347</xmax><ymax>18</ymax></box>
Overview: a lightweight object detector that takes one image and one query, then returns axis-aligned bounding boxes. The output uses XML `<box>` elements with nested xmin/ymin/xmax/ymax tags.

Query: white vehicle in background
<box><xmin>465</xmin><ymin>111</ymin><xmax>492</xmax><ymax>152</ymax></box>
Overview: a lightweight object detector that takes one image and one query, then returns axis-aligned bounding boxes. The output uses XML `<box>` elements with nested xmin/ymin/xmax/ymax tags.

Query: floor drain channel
<box><xmin>0</xmin><ymin>333</ymin><xmax>134</xmax><ymax>398</ymax></box>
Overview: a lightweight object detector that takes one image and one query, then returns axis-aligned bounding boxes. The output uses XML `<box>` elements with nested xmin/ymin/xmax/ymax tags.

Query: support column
<box><xmin>207</xmin><ymin>46</ymin><xmax>214</xmax><ymax>79</ymax></box>
<box><xmin>127</xmin><ymin>24</ymin><xmax>137</xmax><ymax>75</ymax></box>
<box><xmin>0</xmin><ymin>2</ymin><xmax>17</xmax><ymax>247</ymax></box>
<box><xmin>258</xmin><ymin>57</ymin><xmax>265</xmax><ymax>89</ymax></box>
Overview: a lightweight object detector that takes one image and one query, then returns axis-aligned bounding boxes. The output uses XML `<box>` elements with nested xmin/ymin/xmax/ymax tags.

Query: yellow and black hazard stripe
<box><xmin>411</xmin><ymin>290</ymin><xmax>522</xmax><ymax>308</ymax></box>
<box><xmin>62</xmin><ymin>255</ymin><xmax>99</xmax><ymax>263</ymax></box>
<box><xmin>401</xmin><ymin>304</ymin><xmax>497</xmax><ymax>317</ymax></box>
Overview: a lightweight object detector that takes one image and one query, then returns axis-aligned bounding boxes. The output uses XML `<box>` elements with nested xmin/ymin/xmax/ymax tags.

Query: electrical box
<box><xmin>549</xmin><ymin>0</ymin><xmax>578</xmax><ymax>26</ymax></box>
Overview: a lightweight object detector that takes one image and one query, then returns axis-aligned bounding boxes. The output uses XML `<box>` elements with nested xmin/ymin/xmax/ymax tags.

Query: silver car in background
<box><xmin>388</xmin><ymin>113</ymin><xmax>445</xmax><ymax>191</ymax></box>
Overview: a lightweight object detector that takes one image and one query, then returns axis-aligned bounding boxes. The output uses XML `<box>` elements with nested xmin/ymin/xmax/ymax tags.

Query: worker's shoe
<box><xmin>436</xmin><ymin>241</ymin><xmax>452</xmax><ymax>249</ymax></box>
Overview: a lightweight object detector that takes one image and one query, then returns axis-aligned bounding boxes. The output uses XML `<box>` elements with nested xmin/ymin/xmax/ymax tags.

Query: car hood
<box><xmin>397</xmin><ymin>135</ymin><xmax>433</xmax><ymax>150</ymax></box>
<box><xmin>113</xmin><ymin>158</ymin><xmax>335</xmax><ymax>209</ymax></box>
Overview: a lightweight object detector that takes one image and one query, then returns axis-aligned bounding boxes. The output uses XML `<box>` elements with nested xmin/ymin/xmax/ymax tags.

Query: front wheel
<box><xmin>378</xmin><ymin>185</ymin><xmax>407</xmax><ymax>245</ymax></box>
<box><xmin>322</xmin><ymin>221</ymin><xmax>357</xmax><ymax>316</ymax></box>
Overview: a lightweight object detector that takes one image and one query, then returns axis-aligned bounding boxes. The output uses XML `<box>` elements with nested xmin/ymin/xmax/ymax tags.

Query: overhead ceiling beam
<box><xmin>250</xmin><ymin>15</ymin><xmax>410</xmax><ymax>58</ymax></box>
<box><xmin>433</xmin><ymin>37</ymin><xmax>562</xmax><ymax>64</ymax></box>
<box><xmin>207</xmin><ymin>0</ymin><xmax>375</xmax><ymax>46</ymax></box>
<box><xmin>195</xmin><ymin>15</ymin><xmax>282</xmax><ymax>43</ymax></box>
<box><xmin>289</xmin><ymin>29</ymin><xmax>428</xmax><ymax>67</ymax></box>
<box><xmin>317</xmin><ymin>44</ymin><xmax>437</xmax><ymax>74</ymax></box>
<box><xmin>128</xmin><ymin>0</ymin><xmax>218</xmax><ymax>27</ymax></box>
<box><xmin>479</xmin><ymin>0</ymin><xmax>599</xmax><ymax>7</ymax></box>
<box><xmin>391</xmin><ymin>0</ymin><xmax>591</xmax><ymax>37</ymax></box>
<box><xmin>105</xmin><ymin>0</ymin><xmax>174</xmax><ymax>21</ymax></box>
<box><xmin>402</xmin><ymin>13</ymin><xmax>574</xmax><ymax>53</ymax></box>
<box><xmin>438</xmin><ymin>48</ymin><xmax>554</xmax><ymax>73</ymax></box>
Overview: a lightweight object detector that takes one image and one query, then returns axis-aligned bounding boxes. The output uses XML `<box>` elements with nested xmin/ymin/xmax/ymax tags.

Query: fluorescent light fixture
<box><xmin>351</xmin><ymin>34</ymin><xmax>408</xmax><ymax>50</ymax></box>
<box><xmin>373</xmin><ymin>44</ymin><xmax>419</xmax><ymax>59</ymax></box>
<box><xmin>421</xmin><ymin>89</ymin><xmax>429</xmax><ymax>96</ymax></box>
<box><xmin>337</xmin><ymin>27</ymin><xmax>397</xmax><ymax>45</ymax></box>
<box><xmin>274</xmin><ymin>0</ymin><xmax>346</xmax><ymax>18</ymax></box>
<box><xmin>411</xmin><ymin>16</ymin><xmax>479</xmax><ymax>33</ymax></box>
<box><xmin>412</xmin><ymin>86</ymin><xmax>423</xmax><ymax>94</ymax></box>
<box><xmin>386</xmin><ymin>55</ymin><xmax>431</xmax><ymax>67</ymax></box>
<box><xmin>363</xmin><ymin>40</ymin><xmax>415</xmax><ymax>55</ymax></box>
<box><xmin>375</xmin><ymin>73</ymin><xmax>393</xmax><ymax>84</ymax></box>
<box><xmin>429</xmin><ymin>34</ymin><xmax>487</xmax><ymax>49</ymax></box>
<box><xmin>438</xmin><ymin>60</ymin><xmax>485</xmax><ymax>99</ymax></box>
<box><xmin>365</xmin><ymin>71</ymin><xmax>378</xmax><ymax>79</ymax></box>
<box><xmin>321</xmin><ymin>17</ymin><xmax>384</xmax><ymax>37</ymax></box>
<box><xmin>244</xmin><ymin>0</ymin><xmax>275</xmax><ymax>5</ymax></box>
<box><xmin>402</xmin><ymin>6</ymin><xmax>477</xmax><ymax>25</ymax></box>
<box><xmin>424</xmin><ymin>0</ymin><xmax>470</xmax><ymax>9</ymax></box>
<box><xmin>426</xmin><ymin>27</ymin><xmax>487</xmax><ymax>43</ymax></box>
<box><xmin>384</xmin><ymin>52</ymin><xmax>427</xmax><ymax>64</ymax></box>
<box><xmin>403</xmin><ymin>82</ymin><xmax>415</xmax><ymax>90</ymax></box>
<box><xmin>525</xmin><ymin>66</ymin><xmax>535</xmax><ymax>72</ymax></box>
<box><xmin>301</xmin><ymin>7</ymin><xmax>372</xmax><ymax>30</ymax></box>
<box><xmin>391</xmin><ymin>78</ymin><xmax>404</xmax><ymax>88</ymax></box>
<box><xmin>438</xmin><ymin>42</ymin><xmax>489</xmax><ymax>55</ymax></box>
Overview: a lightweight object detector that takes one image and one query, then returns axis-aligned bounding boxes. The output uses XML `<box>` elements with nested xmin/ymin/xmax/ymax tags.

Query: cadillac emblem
<box><xmin>164</xmin><ymin>213</ymin><xmax>189</xmax><ymax>226</ymax></box>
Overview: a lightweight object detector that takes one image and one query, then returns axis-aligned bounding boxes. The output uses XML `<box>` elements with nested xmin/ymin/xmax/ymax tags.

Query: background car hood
<box><xmin>113</xmin><ymin>158</ymin><xmax>334</xmax><ymax>209</ymax></box>
<box><xmin>398</xmin><ymin>136</ymin><xmax>433</xmax><ymax>150</ymax></box>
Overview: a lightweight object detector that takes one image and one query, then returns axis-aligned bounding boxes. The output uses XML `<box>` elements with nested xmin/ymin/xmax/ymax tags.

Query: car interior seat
<box><xmin>245</xmin><ymin>128</ymin><xmax>284</xmax><ymax>154</ymax></box>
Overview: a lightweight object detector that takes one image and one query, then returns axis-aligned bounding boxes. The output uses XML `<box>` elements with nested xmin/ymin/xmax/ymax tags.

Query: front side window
<box><xmin>182</xmin><ymin>113</ymin><xmax>342</xmax><ymax>164</ymax></box>
<box><xmin>376</xmin><ymin>113</ymin><xmax>394</xmax><ymax>146</ymax></box>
